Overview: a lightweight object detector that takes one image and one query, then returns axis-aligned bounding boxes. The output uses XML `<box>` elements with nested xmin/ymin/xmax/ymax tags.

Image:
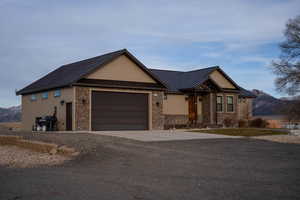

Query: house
<box><xmin>16</xmin><ymin>49</ymin><xmax>256</xmax><ymax>131</ymax></box>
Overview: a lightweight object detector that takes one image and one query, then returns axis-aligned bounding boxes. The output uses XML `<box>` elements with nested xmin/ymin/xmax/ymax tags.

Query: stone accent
<box><xmin>197</xmin><ymin>115</ymin><xmax>203</xmax><ymax>124</ymax></box>
<box><xmin>75</xmin><ymin>87</ymin><xmax>90</xmax><ymax>131</ymax></box>
<box><xmin>201</xmin><ymin>92</ymin><xmax>238</xmax><ymax>127</ymax></box>
<box><xmin>238</xmin><ymin>98</ymin><xmax>253</xmax><ymax>120</ymax></box>
<box><xmin>152</xmin><ymin>91</ymin><xmax>164</xmax><ymax>130</ymax></box>
<box><xmin>165</xmin><ymin>115</ymin><xmax>189</xmax><ymax>125</ymax></box>
<box><xmin>202</xmin><ymin>93</ymin><xmax>212</xmax><ymax>125</ymax></box>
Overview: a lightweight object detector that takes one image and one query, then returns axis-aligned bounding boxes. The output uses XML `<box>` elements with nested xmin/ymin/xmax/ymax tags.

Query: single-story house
<box><xmin>16</xmin><ymin>49</ymin><xmax>256</xmax><ymax>131</ymax></box>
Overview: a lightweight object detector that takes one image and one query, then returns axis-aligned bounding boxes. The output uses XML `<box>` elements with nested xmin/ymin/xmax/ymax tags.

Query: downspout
<box><xmin>215</xmin><ymin>92</ymin><xmax>218</xmax><ymax>125</ymax></box>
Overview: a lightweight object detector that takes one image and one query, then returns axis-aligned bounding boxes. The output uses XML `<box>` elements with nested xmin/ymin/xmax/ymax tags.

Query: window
<box><xmin>31</xmin><ymin>94</ymin><xmax>37</xmax><ymax>101</ymax></box>
<box><xmin>42</xmin><ymin>92</ymin><xmax>48</xmax><ymax>99</ymax></box>
<box><xmin>216</xmin><ymin>96</ymin><xmax>223</xmax><ymax>112</ymax></box>
<box><xmin>54</xmin><ymin>89</ymin><xmax>61</xmax><ymax>97</ymax></box>
<box><xmin>227</xmin><ymin>96</ymin><xmax>234</xmax><ymax>112</ymax></box>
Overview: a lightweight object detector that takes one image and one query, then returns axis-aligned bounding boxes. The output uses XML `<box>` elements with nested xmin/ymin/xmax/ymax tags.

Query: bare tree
<box><xmin>281</xmin><ymin>100</ymin><xmax>300</xmax><ymax>128</ymax></box>
<box><xmin>272</xmin><ymin>15</ymin><xmax>300</xmax><ymax>95</ymax></box>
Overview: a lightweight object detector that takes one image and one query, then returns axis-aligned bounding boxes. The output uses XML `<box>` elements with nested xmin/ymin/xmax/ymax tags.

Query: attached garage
<box><xmin>91</xmin><ymin>91</ymin><xmax>149</xmax><ymax>131</ymax></box>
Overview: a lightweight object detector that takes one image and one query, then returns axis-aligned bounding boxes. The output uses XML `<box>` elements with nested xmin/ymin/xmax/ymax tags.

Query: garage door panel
<box><xmin>91</xmin><ymin>91</ymin><xmax>149</xmax><ymax>131</ymax></box>
<box><xmin>92</xmin><ymin>106</ymin><xmax>147</xmax><ymax>112</ymax></box>
<box><xmin>93</xmin><ymin>124</ymin><xmax>147</xmax><ymax>131</ymax></box>
<box><xmin>93</xmin><ymin>112</ymin><xmax>147</xmax><ymax>119</ymax></box>
<box><xmin>92</xmin><ymin>116</ymin><xmax>147</xmax><ymax>123</ymax></box>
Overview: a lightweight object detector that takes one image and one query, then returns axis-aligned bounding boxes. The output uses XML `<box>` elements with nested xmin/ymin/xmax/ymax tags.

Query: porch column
<box><xmin>210</xmin><ymin>93</ymin><xmax>213</xmax><ymax>124</ymax></box>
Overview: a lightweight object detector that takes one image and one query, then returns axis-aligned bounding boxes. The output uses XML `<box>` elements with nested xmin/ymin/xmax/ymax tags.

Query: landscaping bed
<box><xmin>191</xmin><ymin>128</ymin><xmax>288</xmax><ymax>137</ymax></box>
<box><xmin>0</xmin><ymin>145</ymin><xmax>70</xmax><ymax>168</ymax></box>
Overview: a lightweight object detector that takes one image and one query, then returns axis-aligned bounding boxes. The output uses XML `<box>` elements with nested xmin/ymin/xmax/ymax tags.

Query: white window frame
<box><xmin>42</xmin><ymin>92</ymin><xmax>48</xmax><ymax>99</ymax></box>
<box><xmin>216</xmin><ymin>95</ymin><xmax>223</xmax><ymax>112</ymax></box>
<box><xmin>226</xmin><ymin>95</ymin><xmax>234</xmax><ymax>113</ymax></box>
<box><xmin>30</xmin><ymin>94</ymin><xmax>37</xmax><ymax>101</ymax></box>
<box><xmin>54</xmin><ymin>89</ymin><xmax>61</xmax><ymax>97</ymax></box>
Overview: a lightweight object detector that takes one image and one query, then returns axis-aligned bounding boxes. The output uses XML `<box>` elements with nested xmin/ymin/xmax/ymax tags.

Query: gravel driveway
<box><xmin>1</xmin><ymin>130</ymin><xmax>300</xmax><ymax>200</ymax></box>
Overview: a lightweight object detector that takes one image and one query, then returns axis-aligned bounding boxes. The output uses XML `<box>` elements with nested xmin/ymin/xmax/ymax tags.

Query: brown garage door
<box><xmin>91</xmin><ymin>91</ymin><xmax>149</xmax><ymax>131</ymax></box>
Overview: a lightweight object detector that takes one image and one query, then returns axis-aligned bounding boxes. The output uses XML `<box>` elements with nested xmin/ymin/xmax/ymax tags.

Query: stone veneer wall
<box><xmin>215</xmin><ymin>93</ymin><xmax>238</xmax><ymax>126</ymax></box>
<box><xmin>202</xmin><ymin>93</ymin><xmax>212</xmax><ymax>125</ymax></box>
<box><xmin>152</xmin><ymin>91</ymin><xmax>164</xmax><ymax>130</ymax></box>
<box><xmin>74</xmin><ymin>87</ymin><xmax>165</xmax><ymax>130</ymax></box>
<box><xmin>201</xmin><ymin>92</ymin><xmax>239</xmax><ymax>126</ymax></box>
<box><xmin>164</xmin><ymin>115</ymin><xmax>189</xmax><ymax>126</ymax></box>
<box><xmin>75</xmin><ymin>87</ymin><xmax>90</xmax><ymax>131</ymax></box>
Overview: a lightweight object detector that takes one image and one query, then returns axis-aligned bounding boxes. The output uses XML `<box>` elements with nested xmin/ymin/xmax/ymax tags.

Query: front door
<box><xmin>188</xmin><ymin>95</ymin><xmax>197</xmax><ymax>123</ymax></box>
<box><xmin>66</xmin><ymin>102</ymin><xmax>73</xmax><ymax>131</ymax></box>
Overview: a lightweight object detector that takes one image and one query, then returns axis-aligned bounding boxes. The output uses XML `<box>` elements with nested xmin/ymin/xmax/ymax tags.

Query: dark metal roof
<box><xmin>149</xmin><ymin>67</ymin><xmax>256</xmax><ymax>98</ymax></box>
<box><xmin>16</xmin><ymin>48</ymin><xmax>255</xmax><ymax>99</ymax></box>
<box><xmin>238</xmin><ymin>87</ymin><xmax>256</xmax><ymax>98</ymax></box>
<box><xmin>16</xmin><ymin>49</ymin><xmax>166</xmax><ymax>95</ymax></box>
<box><xmin>149</xmin><ymin>67</ymin><xmax>218</xmax><ymax>92</ymax></box>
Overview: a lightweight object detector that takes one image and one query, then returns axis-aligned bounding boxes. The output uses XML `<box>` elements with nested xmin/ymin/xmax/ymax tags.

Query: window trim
<box><xmin>216</xmin><ymin>95</ymin><xmax>223</xmax><ymax>112</ymax></box>
<box><xmin>30</xmin><ymin>94</ymin><xmax>37</xmax><ymax>101</ymax></box>
<box><xmin>42</xmin><ymin>92</ymin><xmax>48</xmax><ymax>99</ymax></box>
<box><xmin>54</xmin><ymin>89</ymin><xmax>61</xmax><ymax>97</ymax></box>
<box><xmin>226</xmin><ymin>95</ymin><xmax>234</xmax><ymax>112</ymax></box>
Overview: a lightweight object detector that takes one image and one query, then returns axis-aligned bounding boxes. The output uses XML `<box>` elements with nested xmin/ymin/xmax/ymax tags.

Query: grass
<box><xmin>190</xmin><ymin>128</ymin><xmax>289</xmax><ymax>137</ymax></box>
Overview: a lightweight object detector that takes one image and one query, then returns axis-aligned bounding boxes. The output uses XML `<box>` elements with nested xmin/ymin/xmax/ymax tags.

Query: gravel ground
<box><xmin>0</xmin><ymin>130</ymin><xmax>142</xmax><ymax>159</ymax></box>
<box><xmin>1</xmin><ymin>130</ymin><xmax>300</xmax><ymax>200</ymax></box>
<box><xmin>0</xmin><ymin>145</ymin><xmax>70</xmax><ymax>168</ymax></box>
<box><xmin>253</xmin><ymin>135</ymin><xmax>300</xmax><ymax>144</ymax></box>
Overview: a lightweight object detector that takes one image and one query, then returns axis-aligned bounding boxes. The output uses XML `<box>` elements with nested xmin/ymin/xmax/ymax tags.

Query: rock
<box><xmin>57</xmin><ymin>145</ymin><xmax>77</xmax><ymax>155</ymax></box>
<box><xmin>49</xmin><ymin>148</ymin><xmax>57</xmax><ymax>155</ymax></box>
<box><xmin>290</xmin><ymin>130</ymin><xmax>300</xmax><ymax>136</ymax></box>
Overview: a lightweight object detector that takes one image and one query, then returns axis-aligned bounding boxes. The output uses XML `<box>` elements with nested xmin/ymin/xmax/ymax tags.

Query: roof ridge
<box><xmin>61</xmin><ymin>49</ymin><xmax>127</xmax><ymax>68</ymax></box>
<box><xmin>149</xmin><ymin>68</ymin><xmax>184</xmax><ymax>73</ymax></box>
<box><xmin>185</xmin><ymin>66</ymin><xmax>219</xmax><ymax>73</ymax></box>
<box><xmin>150</xmin><ymin>66</ymin><xmax>219</xmax><ymax>73</ymax></box>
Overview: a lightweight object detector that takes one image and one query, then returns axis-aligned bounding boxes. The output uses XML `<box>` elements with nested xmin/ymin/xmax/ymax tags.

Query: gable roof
<box><xmin>150</xmin><ymin>67</ymin><xmax>255</xmax><ymax>98</ymax></box>
<box><xmin>16</xmin><ymin>49</ymin><xmax>166</xmax><ymax>95</ymax></box>
<box><xmin>149</xmin><ymin>66</ymin><xmax>239</xmax><ymax>91</ymax></box>
<box><xmin>238</xmin><ymin>86</ymin><xmax>257</xmax><ymax>98</ymax></box>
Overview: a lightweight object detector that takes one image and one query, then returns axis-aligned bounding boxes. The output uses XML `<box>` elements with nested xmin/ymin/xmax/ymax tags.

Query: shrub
<box><xmin>238</xmin><ymin>119</ymin><xmax>248</xmax><ymax>128</ymax></box>
<box><xmin>249</xmin><ymin>118</ymin><xmax>269</xmax><ymax>128</ymax></box>
<box><xmin>223</xmin><ymin>117</ymin><xmax>235</xmax><ymax>127</ymax></box>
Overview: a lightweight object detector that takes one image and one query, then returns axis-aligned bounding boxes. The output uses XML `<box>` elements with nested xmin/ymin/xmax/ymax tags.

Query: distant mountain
<box><xmin>0</xmin><ymin>105</ymin><xmax>21</xmax><ymax>122</ymax></box>
<box><xmin>252</xmin><ymin>89</ymin><xmax>294</xmax><ymax>116</ymax></box>
<box><xmin>279</xmin><ymin>95</ymin><xmax>300</xmax><ymax>101</ymax></box>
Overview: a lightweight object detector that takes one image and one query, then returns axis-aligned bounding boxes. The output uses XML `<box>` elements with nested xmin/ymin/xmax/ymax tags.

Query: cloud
<box><xmin>0</xmin><ymin>0</ymin><xmax>299</xmax><ymax>107</ymax></box>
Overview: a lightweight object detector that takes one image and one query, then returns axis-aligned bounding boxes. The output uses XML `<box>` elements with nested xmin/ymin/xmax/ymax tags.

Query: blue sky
<box><xmin>0</xmin><ymin>0</ymin><xmax>300</xmax><ymax>108</ymax></box>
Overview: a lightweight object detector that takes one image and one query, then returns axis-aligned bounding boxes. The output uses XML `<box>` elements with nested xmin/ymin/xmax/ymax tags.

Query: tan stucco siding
<box><xmin>163</xmin><ymin>94</ymin><xmax>188</xmax><ymax>115</ymax></box>
<box><xmin>197</xmin><ymin>98</ymin><xmax>202</xmax><ymax>115</ymax></box>
<box><xmin>210</xmin><ymin>70</ymin><xmax>236</xmax><ymax>89</ymax></box>
<box><xmin>86</xmin><ymin>55</ymin><xmax>156</xmax><ymax>83</ymax></box>
<box><xmin>21</xmin><ymin>87</ymin><xmax>73</xmax><ymax>131</ymax></box>
<box><xmin>238</xmin><ymin>98</ymin><xmax>253</xmax><ymax>120</ymax></box>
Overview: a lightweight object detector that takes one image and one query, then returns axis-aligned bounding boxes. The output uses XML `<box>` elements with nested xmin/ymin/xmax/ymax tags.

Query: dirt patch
<box><xmin>0</xmin><ymin>135</ymin><xmax>78</xmax><ymax>156</ymax></box>
<box><xmin>0</xmin><ymin>122</ymin><xmax>21</xmax><ymax>131</ymax></box>
<box><xmin>253</xmin><ymin>135</ymin><xmax>300</xmax><ymax>144</ymax></box>
<box><xmin>0</xmin><ymin>145</ymin><xmax>71</xmax><ymax>168</ymax></box>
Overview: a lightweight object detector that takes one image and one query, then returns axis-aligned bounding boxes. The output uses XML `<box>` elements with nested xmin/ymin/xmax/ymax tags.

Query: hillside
<box><xmin>0</xmin><ymin>106</ymin><xmax>21</xmax><ymax>122</ymax></box>
<box><xmin>252</xmin><ymin>90</ymin><xmax>288</xmax><ymax>116</ymax></box>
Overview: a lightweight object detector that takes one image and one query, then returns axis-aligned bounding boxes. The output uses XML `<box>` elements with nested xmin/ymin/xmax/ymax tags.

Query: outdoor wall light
<box><xmin>156</xmin><ymin>102</ymin><xmax>160</xmax><ymax>107</ymax></box>
<box><xmin>198</xmin><ymin>97</ymin><xmax>203</xmax><ymax>102</ymax></box>
<box><xmin>81</xmin><ymin>98</ymin><xmax>86</xmax><ymax>104</ymax></box>
<box><xmin>60</xmin><ymin>100</ymin><xmax>65</xmax><ymax>106</ymax></box>
<box><xmin>185</xmin><ymin>96</ymin><xmax>189</xmax><ymax>101</ymax></box>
